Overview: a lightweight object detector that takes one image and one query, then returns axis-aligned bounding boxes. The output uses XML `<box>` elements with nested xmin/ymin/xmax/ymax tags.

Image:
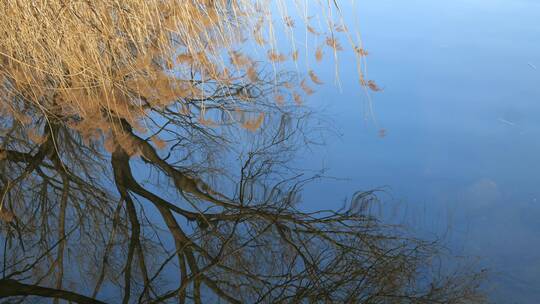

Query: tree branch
<box><xmin>0</xmin><ymin>279</ymin><xmax>106</xmax><ymax>304</ymax></box>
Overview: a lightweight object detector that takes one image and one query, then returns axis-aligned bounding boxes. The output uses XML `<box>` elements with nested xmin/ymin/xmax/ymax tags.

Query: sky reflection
<box><xmin>300</xmin><ymin>0</ymin><xmax>540</xmax><ymax>302</ymax></box>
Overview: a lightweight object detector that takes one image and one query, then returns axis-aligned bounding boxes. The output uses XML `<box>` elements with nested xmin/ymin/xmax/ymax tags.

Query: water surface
<box><xmin>301</xmin><ymin>1</ymin><xmax>540</xmax><ymax>302</ymax></box>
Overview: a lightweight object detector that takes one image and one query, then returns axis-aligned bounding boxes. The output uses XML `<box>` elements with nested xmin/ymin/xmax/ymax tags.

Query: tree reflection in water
<box><xmin>0</xmin><ymin>1</ymin><xmax>485</xmax><ymax>303</ymax></box>
<box><xmin>0</xmin><ymin>92</ymin><xmax>485</xmax><ymax>303</ymax></box>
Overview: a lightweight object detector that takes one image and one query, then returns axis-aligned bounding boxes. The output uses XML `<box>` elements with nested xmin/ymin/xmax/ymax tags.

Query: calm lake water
<box><xmin>3</xmin><ymin>1</ymin><xmax>537</xmax><ymax>302</ymax></box>
<box><xmin>299</xmin><ymin>0</ymin><xmax>540</xmax><ymax>302</ymax></box>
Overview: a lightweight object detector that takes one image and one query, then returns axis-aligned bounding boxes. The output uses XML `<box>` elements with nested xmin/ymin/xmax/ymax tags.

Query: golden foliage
<box><xmin>241</xmin><ymin>113</ymin><xmax>265</xmax><ymax>131</ymax></box>
<box><xmin>293</xmin><ymin>93</ymin><xmax>303</xmax><ymax>106</ymax></box>
<box><xmin>151</xmin><ymin>136</ymin><xmax>167</xmax><ymax>150</ymax></box>
<box><xmin>230</xmin><ymin>51</ymin><xmax>253</xmax><ymax>68</ymax></box>
<box><xmin>307</xmin><ymin>25</ymin><xmax>320</xmax><ymax>36</ymax></box>
<box><xmin>325</xmin><ymin>36</ymin><xmax>344</xmax><ymax>51</ymax></box>
<box><xmin>199</xmin><ymin>111</ymin><xmax>217</xmax><ymax>127</ymax></box>
<box><xmin>300</xmin><ymin>80</ymin><xmax>314</xmax><ymax>95</ymax></box>
<box><xmin>267</xmin><ymin>50</ymin><xmax>287</xmax><ymax>63</ymax></box>
<box><xmin>0</xmin><ymin>0</ymin><xmax>369</xmax><ymax>142</ymax></box>
<box><xmin>367</xmin><ymin>80</ymin><xmax>383</xmax><ymax>92</ymax></box>
<box><xmin>27</xmin><ymin>128</ymin><xmax>47</xmax><ymax>144</ymax></box>
<box><xmin>284</xmin><ymin>16</ymin><xmax>295</xmax><ymax>28</ymax></box>
<box><xmin>355</xmin><ymin>47</ymin><xmax>369</xmax><ymax>57</ymax></box>
<box><xmin>309</xmin><ymin>70</ymin><xmax>324</xmax><ymax>85</ymax></box>
<box><xmin>315</xmin><ymin>47</ymin><xmax>324</xmax><ymax>62</ymax></box>
<box><xmin>292</xmin><ymin>50</ymin><xmax>299</xmax><ymax>62</ymax></box>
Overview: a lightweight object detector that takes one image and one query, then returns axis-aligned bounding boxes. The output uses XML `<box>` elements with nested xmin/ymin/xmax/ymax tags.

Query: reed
<box><xmin>0</xmin><ymin>0</ymin><xmax>368</xmax><ymax>136</ymax></box>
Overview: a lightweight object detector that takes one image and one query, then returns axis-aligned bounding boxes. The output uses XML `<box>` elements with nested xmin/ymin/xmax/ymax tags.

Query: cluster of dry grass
<box><xmin>0</xmin><ymin>0</ymin><xmax>368</xmax><ymax>142</ymax></box>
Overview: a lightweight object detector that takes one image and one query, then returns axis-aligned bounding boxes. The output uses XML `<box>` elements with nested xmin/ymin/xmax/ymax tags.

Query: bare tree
<box><xmin>0</xmin><ymin>1</ymin><xmax>485</xmax><ymax>303</ymax></box>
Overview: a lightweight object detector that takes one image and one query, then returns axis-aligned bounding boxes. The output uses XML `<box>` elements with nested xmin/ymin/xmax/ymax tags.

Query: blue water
<box><xmin>298</xmin><ymin>1</ymin><xmax>540</xmax><ymax>302</ymax></box>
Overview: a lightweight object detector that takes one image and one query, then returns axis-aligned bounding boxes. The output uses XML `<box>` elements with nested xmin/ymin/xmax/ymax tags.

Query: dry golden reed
<box><xmin>0</xmin><ymin>0</ymin><xmax>370</xmax><ymax>137</ymax></box>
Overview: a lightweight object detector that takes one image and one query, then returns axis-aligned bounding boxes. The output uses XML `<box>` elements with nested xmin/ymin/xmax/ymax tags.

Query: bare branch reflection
<box><xmin>0</xmin><ymin>1</ymin><xmax>484</xmax><ymax>303</ymax></box>
<box><xmin>1</xmin><ymin>77</ymin><xmax>484</xmax><ymax>303</ymax></box>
